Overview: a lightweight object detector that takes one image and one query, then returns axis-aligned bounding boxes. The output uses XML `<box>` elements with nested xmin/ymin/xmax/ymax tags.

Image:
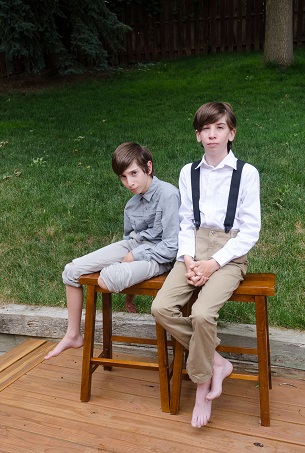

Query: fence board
<box><xmin>236</xmin><ymin>0</ymin><xmax>243</xmax><ymax>51</ymax></box>
<box><xmin>185</xmin><ymin>0</ymin><xmax>192</xmax><ymax>55</ymax></box>
<box><xmin>160</xmin><ymin>5</ymin><xmax>166</xmax><ymax>60</ymax></box>
<box><xmin>228</xmin><ymin>0</ymin><xmax>235</xmax><ymax>52</ymax></box>
<box><xmin>254</xmin><ymin>0</ymin><xmax>260</xmax><ymax>51</ymax></box>
<box><xmin>193</xmin><ymin>1</ymin><xmax>200</xmax><ymax>55</ymax></box>
<box><xmin>176</xmin><ymin>1</ymin><xmax>182</xmax><ymax>57</ymax></box>
<box><xmin>296</xmin><ymin>0</ymin><xmax>305</xmax><ymax>47</ymax></box>
<box><xmin>210</xmin><ymin>1</ymin><xmax>218</xmax><ymax>53</ymax></box>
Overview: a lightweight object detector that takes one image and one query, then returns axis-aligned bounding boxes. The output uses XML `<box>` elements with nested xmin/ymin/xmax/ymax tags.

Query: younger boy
<box><xmin>151</xmin><ymin>102</ymin><xmax>261</xmax><ymax>428</ymax></box>
<box><xmin>45</xmin><ymin>142</ymin><xmax>180</xmax><ymax>360</ymax></box>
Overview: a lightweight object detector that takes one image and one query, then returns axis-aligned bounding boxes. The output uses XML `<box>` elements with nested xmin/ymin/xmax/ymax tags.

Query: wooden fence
<box><xmin>115</xmin><ymin>0</ymin><xmax>305</xmax><ymax>65</ymax></box>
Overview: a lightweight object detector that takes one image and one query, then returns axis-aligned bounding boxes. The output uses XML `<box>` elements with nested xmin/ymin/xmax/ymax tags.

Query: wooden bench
<box><xmin>79</xmin><ymin>272</ymin><xmax>275</xmax><ymax>426</ymax></box>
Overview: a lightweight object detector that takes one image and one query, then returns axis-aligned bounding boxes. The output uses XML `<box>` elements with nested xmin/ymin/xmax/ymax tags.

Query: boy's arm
<box><xmin>177</xmin><ymin>164</ymin><xmax>197</xmax><ymax>261</ymax></box>
<box><xmin>123</xmin><ymin>210</ymin><xmax>133</xmax><ymax>240</ymax></box>
<box><xmin>131</xmin><ymin>191</ymin><xmax>180</xmax><ymax>263</ymax></box>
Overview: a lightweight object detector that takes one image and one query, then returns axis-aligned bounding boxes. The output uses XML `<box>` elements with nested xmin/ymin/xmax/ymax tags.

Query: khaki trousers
<box><xmin>151</xmin><ymin>228</ymin><xmax>248</xmax><ymax>384</ymax></box>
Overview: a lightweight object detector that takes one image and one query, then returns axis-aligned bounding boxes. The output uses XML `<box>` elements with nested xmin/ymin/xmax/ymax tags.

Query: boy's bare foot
<box><xmin>191</xmin><ymin>380</ymin><xmax>212</xmax><ymax>428</ymax></box>
<box><xmin>44</xmin><ymin>334</ymin><xmax>84</xmax><ymax>360</ymax></box>
<box><xmin>206</xmin><ymin>353</ymin><xmax>233</xmax><ymax>401</ymax></box>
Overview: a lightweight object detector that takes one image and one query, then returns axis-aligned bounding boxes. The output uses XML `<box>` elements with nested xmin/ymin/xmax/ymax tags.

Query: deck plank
<box><xmin>0</xmin><ymin>338</ymin><xmax>48</xmax><ymax>372</ymax></box>
<box><xmin>0</xmin><ymin>339</ymin><xmax>54</xmax><ymax>391</ymax></box>
<box><xmin>0</xmin><ymin>340</ymin><xmax>304</xmax><ymax>452</ymax></box>
<box><xmin>2</xmin><ymin>381</ymin><xmax>304</xmax><ymax>447</ymax></box>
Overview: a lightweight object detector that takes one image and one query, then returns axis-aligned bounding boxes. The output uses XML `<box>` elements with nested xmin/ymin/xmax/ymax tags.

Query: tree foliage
<box><xmin>0</xmin><ymin>0</ymin><xmax>130</xmax><ymax>75</ymax></box>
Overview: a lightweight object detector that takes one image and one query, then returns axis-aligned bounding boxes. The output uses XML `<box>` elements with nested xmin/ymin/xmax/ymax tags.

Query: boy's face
<box><xmin>195</xmin><ymin>115</ymin><xmax>236</xmax><ymax>161</ymax></box>
<box><xmin>119</xmin><ymin>160</ymin><xmax>153</xmax><ymax>195</ymax></box>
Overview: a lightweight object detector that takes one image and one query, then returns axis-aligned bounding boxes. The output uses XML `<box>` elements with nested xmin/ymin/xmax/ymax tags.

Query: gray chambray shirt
<box><xmin>123</xmin><ymin>176</ymin><xmax>180</xmax><ymax>264</ymax></box>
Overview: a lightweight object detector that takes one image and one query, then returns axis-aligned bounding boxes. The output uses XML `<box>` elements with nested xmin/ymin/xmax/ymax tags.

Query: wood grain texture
<box><xmin>0</xmin><ymin>342</ymin><xmax>304</xmax><ymax>452</ymax></box>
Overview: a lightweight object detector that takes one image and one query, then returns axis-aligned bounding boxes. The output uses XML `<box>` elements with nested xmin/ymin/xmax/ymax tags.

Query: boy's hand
<box><xmin>186</xmin><ymin>257</ymin><xmax>220</xmax><ymax>287</ymax></box>
<box><xmin>184</xmin><ymin>255</ymin><xmax>198</xmax><ymax>285</ymax></box>
<box><xmin>122</xmin><ymin>252</ymin><xmax>134</xmax><ymax>263</ymax></box>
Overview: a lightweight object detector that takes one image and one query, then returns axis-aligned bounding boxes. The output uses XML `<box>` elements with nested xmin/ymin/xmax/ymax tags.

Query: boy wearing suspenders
<box><xmin>152</xmin><ymin>102</ymin><xmax>261</xmax><ymax>428</ymax></box>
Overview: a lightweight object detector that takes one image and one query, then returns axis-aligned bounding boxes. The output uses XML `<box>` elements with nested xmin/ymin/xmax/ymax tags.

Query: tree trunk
<box><xmin>263</xmin><ymin>0</ymin><xmax>294</xmax><ymax>67</ymax></box>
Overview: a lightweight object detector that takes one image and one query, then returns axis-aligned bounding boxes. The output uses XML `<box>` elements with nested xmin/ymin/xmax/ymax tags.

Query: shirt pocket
<box><xmin>148</xmin><ymin>208</ymin><xmax>162</xmax><ymax>234</ymax></box>
<box><xmin>129</xmin><ymin>213</ymin><xmax>147</xmax><ymax>232</ymax></box>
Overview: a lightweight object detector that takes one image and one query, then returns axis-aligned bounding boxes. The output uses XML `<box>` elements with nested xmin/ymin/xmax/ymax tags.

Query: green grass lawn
<box><xmin>0</xmin><ymin>50</ymin><xmax>304</xmax><ymax>329</ymax></box>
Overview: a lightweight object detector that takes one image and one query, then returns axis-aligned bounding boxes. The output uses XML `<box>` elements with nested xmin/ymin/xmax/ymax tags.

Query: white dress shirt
<box><xmin>177</xmin><ymin>151</ymin><xmax>261</xmax><ymax>267</ymax></box>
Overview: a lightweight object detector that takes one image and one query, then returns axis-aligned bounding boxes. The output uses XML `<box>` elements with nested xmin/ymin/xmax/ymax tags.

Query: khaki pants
<box><xmin>151</xmin><ymin>228</ymin><xmax>248</xmax><ymax>384</ymax></box>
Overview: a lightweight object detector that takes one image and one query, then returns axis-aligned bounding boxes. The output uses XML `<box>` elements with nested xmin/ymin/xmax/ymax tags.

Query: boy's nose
<box><xmin>126</xmin><ymin>177</ymin><xmax>134</xmax><ymax>188</ymax></box>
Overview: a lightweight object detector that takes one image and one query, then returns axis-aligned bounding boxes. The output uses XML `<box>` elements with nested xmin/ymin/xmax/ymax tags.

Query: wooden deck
<box><xmin>0</xmin><ymin>339</ymin><xmax>305</xmax><ymax>452</ymax></box>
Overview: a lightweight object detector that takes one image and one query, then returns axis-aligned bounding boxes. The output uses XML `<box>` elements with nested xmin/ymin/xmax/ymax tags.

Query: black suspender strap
<box><xmin>190</xmin><ymin>159</ymin><xmax>245</xmax><ymax>232</ymax></box>
<box><xmin>223</xmin><ymin>160</ymin><xmax>245</xmax><ymax>233</ymax></box>
<box><xmin>191</xmin><ymin>160</ymin><xmax>201</xmax><ymax>229</ymax></box>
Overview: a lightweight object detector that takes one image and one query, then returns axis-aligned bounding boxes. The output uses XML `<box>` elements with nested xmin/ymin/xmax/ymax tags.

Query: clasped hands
<box><xmin>184</xmin><ymin>256</ymin><xmax>220</xmax><ymax>287</ymax></box>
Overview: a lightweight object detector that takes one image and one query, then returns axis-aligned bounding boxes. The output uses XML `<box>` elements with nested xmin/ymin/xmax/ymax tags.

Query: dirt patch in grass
<box><xmin>0</xmin><ymin>71</ymin><xmax>110</xmax><ymax>94</ymax></box>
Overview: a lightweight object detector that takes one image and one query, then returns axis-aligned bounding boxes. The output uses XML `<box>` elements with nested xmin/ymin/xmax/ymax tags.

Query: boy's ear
<box><xmin>195</xmin><ymin>130</ymin><xmax>202</xmax><ymax>143</ymax></box>
<box><xmin>147</xmin><ymin>160</ymin><xmax>153</xmax><ymax>175</ymax></box>
<box><xmin>229</xmin><ymin>129</ymin><xmax>236</xmax><ymax>142</ymax></box>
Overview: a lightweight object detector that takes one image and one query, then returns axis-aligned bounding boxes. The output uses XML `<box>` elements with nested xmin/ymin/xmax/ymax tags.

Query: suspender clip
<box><xmin>193</xmin><ymin>220</ymin><xmax>200</xmax><ymax>230</ymax></box>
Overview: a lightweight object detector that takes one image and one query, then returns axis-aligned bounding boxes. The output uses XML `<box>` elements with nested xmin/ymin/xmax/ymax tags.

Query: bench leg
<box><xmin>102</xmin><ymin>293</ymin><xmax>112</xmax><ymax>371</ymax></box>
<box><xmin>156</xmin><ymin>322</ymin><xmax>170</xmax><ymax>412</ymax></box>
<box><xmin>265</xmin><ymin>298</ymin><xmax>272</xmax><ymax>390</ymax></box>
<box><xmin>256</xmin><ymin>295</ymin><xmax>270</xmax><ymax>427</ymax></box>
<box><xmin>170</xmin><ymin>338</ymin><xmax>185</xmax><ymax>415</ymax></box>
<box><xmin>81</xmin><ymin>285</ymin><xmax>97</xmax><ymax>402</ymax></box>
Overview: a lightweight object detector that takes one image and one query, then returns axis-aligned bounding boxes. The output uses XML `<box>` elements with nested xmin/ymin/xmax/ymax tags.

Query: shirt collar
<box><xmin>195</xmin><ymin>150</ymin><xmax>238</xmax><ymax>170</ymax></box>
<box><xmin>141</xmin><ymin>176</ymin><xmax>159</xmax><ymax>201</ymax></box>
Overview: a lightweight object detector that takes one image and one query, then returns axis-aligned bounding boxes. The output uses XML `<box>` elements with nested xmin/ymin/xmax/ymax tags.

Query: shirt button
<box><xmin>211</xmin><ymin>229</ymin><xmax>216</xmax><ymax>235</ymax></box>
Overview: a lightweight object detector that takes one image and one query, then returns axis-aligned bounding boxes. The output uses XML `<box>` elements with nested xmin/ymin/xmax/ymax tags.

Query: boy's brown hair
<box><xmin>193</xmin><ymin>102</ymin><xmax>236</xmax><ymax>151</ymax></box>
<box><xmin>112</xmin><ymin>142</ymin><xmax>155</xmax><ymax>176</ymax></box>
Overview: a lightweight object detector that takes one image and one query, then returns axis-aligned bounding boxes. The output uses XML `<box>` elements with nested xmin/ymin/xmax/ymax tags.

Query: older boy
<box><xmin>45</xmin><ymin>142</ymin><xmax>180</xmax><ymax>360</ymax></box>
<box><xmin>151</xmin><ymin>102</ymin><xmax>261</xmax><ymax>428</ymax></box>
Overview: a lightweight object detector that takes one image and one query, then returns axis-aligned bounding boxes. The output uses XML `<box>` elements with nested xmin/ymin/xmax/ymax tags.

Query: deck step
<box><xmin>0</xmin><ymin>338</ymin><xmax>55</xmax><ymax>391</ymax></box>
